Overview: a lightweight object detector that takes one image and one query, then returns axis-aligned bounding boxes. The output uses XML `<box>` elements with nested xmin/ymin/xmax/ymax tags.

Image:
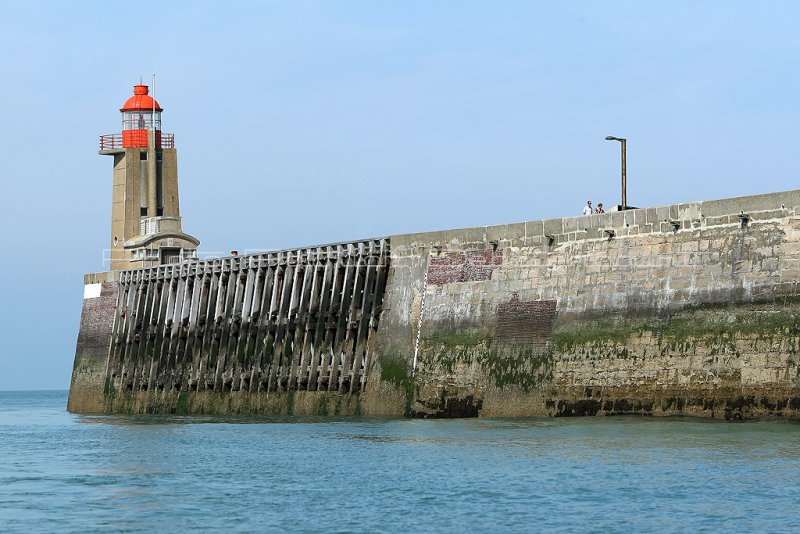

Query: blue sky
<box><xmin>1</xmin><ymin>1</ymin><xmax>799</xmax><ymax>389</ymax></box>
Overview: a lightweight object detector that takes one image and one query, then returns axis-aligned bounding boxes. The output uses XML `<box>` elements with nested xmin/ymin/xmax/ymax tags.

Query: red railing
<box><xmin>99</xmin><ymin>134</ymin><xmax>122</xmax><ymax>150</ymax></box>
<box><xmin>99</xmin><ymin>133</ymin><xmax>175</xmax><ymax>151</ymax></box>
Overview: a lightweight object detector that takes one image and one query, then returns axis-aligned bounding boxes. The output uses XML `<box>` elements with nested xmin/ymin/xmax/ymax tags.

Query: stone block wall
<box><xmin>368</xmin><ymin>189</ymin><xmax>800</xmax><ymax>419</ymax></box>
<box><xmin>67</xmin><ymin>272</ymin><xmax>120</xmax><ymax>413</ymax></box>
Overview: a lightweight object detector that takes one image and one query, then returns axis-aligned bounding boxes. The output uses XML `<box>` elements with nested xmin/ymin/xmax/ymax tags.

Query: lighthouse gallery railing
<box><xmin>99</xmin><ymin>133</ymin><xmax>175</xmax><ymax>151</ymax></box>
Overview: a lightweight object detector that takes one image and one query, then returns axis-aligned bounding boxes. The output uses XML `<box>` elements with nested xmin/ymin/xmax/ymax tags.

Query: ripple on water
<box><xmin>1</xmin><ymin>391</ymin><xmax>800</xmax><ymax>532</ymax></box>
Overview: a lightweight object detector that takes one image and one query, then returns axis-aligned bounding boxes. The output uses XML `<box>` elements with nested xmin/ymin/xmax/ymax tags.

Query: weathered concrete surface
<box><xmin>107</xmin><ymin>145</ymin><xmax>198</xmax><ymax>271</ymax></box>
<box><xmin>103</xmin><ymin>390</ymin><xmax>365</xmax><ymax>416</ymax></box>
<box><xmin>67</xmin><ymin>272</ymin><xmax>120</xmax><ymax>413</ymax></box>
<box><xmin>370</xmin><ymin>188</ymin><xmax>800</xmax><ymax>419</ymax></box>
<box><xmin>70</xmin><ymin>188</ymin><xmax>800</xmax><ymax>419</ymax></box>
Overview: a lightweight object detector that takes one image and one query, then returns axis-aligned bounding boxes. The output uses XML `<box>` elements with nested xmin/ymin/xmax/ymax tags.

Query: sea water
<box><xmin>1</xmin><ymin>390</ymin><xmax>799</xmax><ymax>533</ymax></box>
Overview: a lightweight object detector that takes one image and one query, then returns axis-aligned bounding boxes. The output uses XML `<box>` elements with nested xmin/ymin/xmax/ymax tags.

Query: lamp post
<box><xmin>605</xmin><ymin>136</ymin><xmax>627</xmax><ymax>210</ymax></box>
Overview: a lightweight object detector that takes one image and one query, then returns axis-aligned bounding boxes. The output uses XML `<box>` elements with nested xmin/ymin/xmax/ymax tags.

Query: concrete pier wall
<box><xmin>69</xmin><ymin>189</ymin><xmax>800</xmax><ymax>418</ymax></box>
<box><xmin>374</xmin><ymin>189</ymin><xmax>800</xmax><ymax>419</ymax></box>
<box><xmin>68</xmin><ymin>272</ymin><xmax>120</xmax><ymax>413</ymax></box>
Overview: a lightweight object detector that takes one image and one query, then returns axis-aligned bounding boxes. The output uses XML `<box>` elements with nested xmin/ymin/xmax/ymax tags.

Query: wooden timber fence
<box><xmin>106</xmin><ymin>239</ymin><xmax>390</xmax><ymax>396</ymax></box>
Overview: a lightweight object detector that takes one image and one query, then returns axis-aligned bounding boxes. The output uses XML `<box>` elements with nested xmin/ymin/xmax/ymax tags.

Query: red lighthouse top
<box><xmin>120</xmin><ymin>83</ymin><xmax>164</xmax><ymax>148</ymax></box>
<box><xmin>121</xmin><ymin>84</ymin><xmax>163</xmax><ymax>112</ymax></box>
<box><xmin>99</xmin><ymin>83</ymin><xmax>175</xmax><ymax>152</ymax></box>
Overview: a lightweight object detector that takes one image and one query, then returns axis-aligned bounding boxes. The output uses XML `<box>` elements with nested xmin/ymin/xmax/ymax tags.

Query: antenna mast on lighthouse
<box><xmin>151</xmin><ymin>74</ymin><xmax>156</xmax><ymax>133</ymax></box>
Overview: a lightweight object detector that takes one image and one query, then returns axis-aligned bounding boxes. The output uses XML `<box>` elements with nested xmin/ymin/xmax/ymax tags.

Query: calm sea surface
<box><xmin>1</xmin><ymin>391</ymin><xmax>799</xmax><ymax>533</ymax></box>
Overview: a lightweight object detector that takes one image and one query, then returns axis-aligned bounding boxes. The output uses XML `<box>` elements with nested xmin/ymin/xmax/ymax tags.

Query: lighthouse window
<box><xmin>122</xmin><ymin>111</ymin><xmax>161</xmax><ymax>131</ymax></box>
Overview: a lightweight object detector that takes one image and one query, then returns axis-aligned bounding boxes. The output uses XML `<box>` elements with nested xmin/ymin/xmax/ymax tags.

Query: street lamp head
<box><xmin>606</xmin><ymin>135</ymin><xmax>625</xmax><ymax>142</ymax></box>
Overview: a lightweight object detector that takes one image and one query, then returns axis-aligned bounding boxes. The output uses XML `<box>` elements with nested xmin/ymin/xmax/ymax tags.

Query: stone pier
<box><xmin>70</xmin><ymin>189</ymin><xmax>800</xmax><ymax>419</ymax></box>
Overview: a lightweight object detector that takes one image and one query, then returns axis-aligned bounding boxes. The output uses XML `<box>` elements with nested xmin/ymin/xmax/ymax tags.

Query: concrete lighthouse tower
<box><xmin>100</xmin><ymin>82</ymin><xmax>199</xmax><ymax>270</ymax></box>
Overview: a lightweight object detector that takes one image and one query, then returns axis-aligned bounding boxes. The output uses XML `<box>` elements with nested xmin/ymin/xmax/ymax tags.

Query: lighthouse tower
<box><xmin>100</xmin><ymin>83</ymin><xmax>199</xmax><ymax>270</ymax></box>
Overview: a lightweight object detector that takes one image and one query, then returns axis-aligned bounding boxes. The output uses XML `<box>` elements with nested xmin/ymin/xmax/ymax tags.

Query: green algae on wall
<box><xmin>419</xmin><ymin>330</ymin><xmax>554</xmax><ymax>392</ymax></box>
<box><xmin>377</xmin><ymin>355</ymin><xmax>416</xmax><ymax>416</ymax></box>
<box><xmin>552</xmin><ymin>300</ymin><xmax>800</xmax><ymax>357</ymax></box>
<box><xmin>101</xmin><ymin>389</ymin><xmax>364</xmax><ymax>416</ymax></box>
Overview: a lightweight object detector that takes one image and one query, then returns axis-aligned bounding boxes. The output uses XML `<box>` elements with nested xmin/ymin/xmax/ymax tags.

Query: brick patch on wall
<box><xmin>427</xmin><ymin>250</ymin><xmax>503</xmax><ymax>286</ymax></box>
<box><xmin>77</xmin><ymin>282</ymin><xmax>119</xmax><ymax>350</ymax></box>
<box><xmin>495</xmin><ymin>293</ymin><xmax>557</xmax><ymax>345</ymax></box>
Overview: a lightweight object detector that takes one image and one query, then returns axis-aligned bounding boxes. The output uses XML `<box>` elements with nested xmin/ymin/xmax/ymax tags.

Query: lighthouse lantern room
<box><xmin>121</xmin><ymin>84</ymin><xmax>163</xmax><ymax>148</ymax></box>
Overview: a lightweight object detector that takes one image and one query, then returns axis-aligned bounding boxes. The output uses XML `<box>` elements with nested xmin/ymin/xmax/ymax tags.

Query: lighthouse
<box><xmin>100</xmin><ymin>83</ymin><xmax>199</xmax><ymax>270</ymax></box>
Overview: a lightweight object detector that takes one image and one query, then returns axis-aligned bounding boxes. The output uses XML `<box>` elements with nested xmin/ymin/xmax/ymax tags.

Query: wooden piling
<box><xmin>102</xmin><ymin>239</ymin><xmax>390</xmax><ymax>409</ymax></box>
